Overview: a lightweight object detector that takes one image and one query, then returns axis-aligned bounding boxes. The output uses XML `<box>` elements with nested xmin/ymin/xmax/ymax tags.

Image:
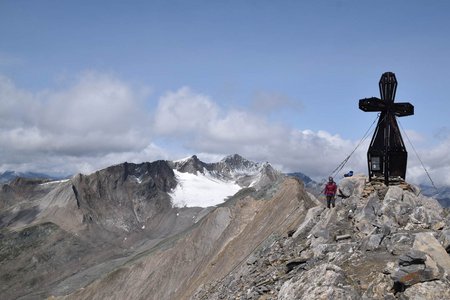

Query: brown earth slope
<box><xmin>56</xmin><ymin>177</ymin><xmax>313</xmax><ymax>300</ymax></box>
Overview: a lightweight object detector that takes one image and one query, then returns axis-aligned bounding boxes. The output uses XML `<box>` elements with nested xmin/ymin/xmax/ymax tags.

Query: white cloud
<box><xmin>0</xmin><ymin>73</ymin><xmax>156</xmax><ymax>174</ymax></box>
<box><xmin>151</xmin><ymin>86</ymin><xmax>365</xmax><ymax>180</ymax></box>
<box><xmin>151</xmin><ymin>86</ymin><xmax>450</xmax><ymax>186</ymax></box>
<box><xmin>402</xmin><ymin>129</ymin><xmax>425</xmax><ymax>144</ymax></box>
<box><xmin>407</xmin><ymin>137</ymin><xmax>450</xmax><ymax>186</ymax></box>
<box><xmin>154</xmin><ymin>87</ymin><xmax>218</xmax><ymax>135</ymax></box>
<box><xmin>0</xmin><ymin>76</ymin><xmax>449</xmax><ymax>188</ymax></box>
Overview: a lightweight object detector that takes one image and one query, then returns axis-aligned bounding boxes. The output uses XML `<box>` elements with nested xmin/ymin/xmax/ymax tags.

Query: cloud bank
<box><xmin>0</xmin><ymin>72</ymin><xmax>448</xmax><ymax>186</ymax></box>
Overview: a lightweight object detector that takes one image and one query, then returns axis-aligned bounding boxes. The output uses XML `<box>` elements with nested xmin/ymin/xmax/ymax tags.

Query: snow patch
<box><xmin>170</xmin><ymin>170</ymin><xmax>241</xmax><ymax>207</ymax></box>
<box><xmin>40</xmin><ymin>179</ymin><xmax>70</xmax><ymax>185</ymax></box>
<box><xmin>248</xmin><ymin>172</ymin><xmax>262</xmax><ymax>187</ymax></box>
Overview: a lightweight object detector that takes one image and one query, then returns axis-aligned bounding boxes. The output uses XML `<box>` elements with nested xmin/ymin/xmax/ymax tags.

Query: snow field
<box><xmin>170</xmin><ymin>170</ymin><xmax>241</xmax><ymax>207</ymax></box>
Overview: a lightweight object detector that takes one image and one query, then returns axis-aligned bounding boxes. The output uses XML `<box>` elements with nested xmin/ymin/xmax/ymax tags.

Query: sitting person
<box><xmin>344</xmin><ymin>170</ymin><xmax>353</xmax><ymax>177</ymax></box>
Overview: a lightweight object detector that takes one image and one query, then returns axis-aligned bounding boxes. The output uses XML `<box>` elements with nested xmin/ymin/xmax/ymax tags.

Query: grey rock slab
<box><xmin>398</xmin><ymin>250</ymin><xmax>427</xmax><ymax>266</ymax></box>
<box><xmin>384</xmin><ymin>186</ymin><xmax>404</xmax><ymax>202</ymax></box>
<box><xmin>246</xmin><ymin>255</ymin><xmax>258</xmax><ymax>265</ymax></box>
<box><xmin>403</xmin><ymin>280</ymin><xmax>450</xmax><ymax>300</ymax></box>
<box><xmin>384</xmin><ymin>233</ymin><xmax>414</xmax><ymax>256</ymax></box>
<box><xmin>292</xmin><ymin>206</ymin><xmax>325</xmax><ymax>239</ymax></box>
<box><xmin>278</xmin><ymin>263</ymin><xmax>360</xmax><ymax>300</ymax></box>
<box><xmin>413</xmin><ymin>232</ymin><xmax>450</xmax><ymax>276</ymax></box>
<box><xmin>364</xmin><ymin>233</ymin><xmax>383</xmax><ymax>251</ymax></box>
<box><xmin>439</xmin><ymin>229</ymin><xmax>450</xmax><ymax>253</ymax></box>
<box><xmin>392</xmin><ymin>267</ymin><xmax>437</xmax><ymax>289</ymax></box>
<box><xmin>362</xmin><ymin>273</ymin><xmax>394</xmax><ymax>300</ymax></box>
<box><xmin>338</xmin><ymin>175</ymin><xmax>367</xmax><ymax>197</ymax></box>
<box><xmin>285</xmin><ymin>257</ymin><xmax>308</xmax><ymax>273</ymax></box>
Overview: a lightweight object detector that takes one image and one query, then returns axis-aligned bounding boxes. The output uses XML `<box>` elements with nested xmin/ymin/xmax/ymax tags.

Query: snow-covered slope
<box><xmin>170</xmin><ymin>170</ymin><xmax>241</xmax><ymax>207</ymax></box>
<box><xmin>169</xmin><ymin>154</ymin><xmax>283</xmax><ymax>207</ymax></box>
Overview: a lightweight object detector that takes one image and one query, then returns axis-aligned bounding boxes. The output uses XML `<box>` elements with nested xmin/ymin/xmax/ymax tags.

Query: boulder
<box><xmin>352</xmin><ymin>193</ymin><xmax>382</xmax><ymax>235</ymax></box>
<box><xmin>398</xmin><ymin>250</ymin><xmax>427</xmax><ymax>266</ymax></box>
<box><xmin>278</xmin><ymin>264</ymin><xmax>360</xmax><ymax>300</ymax></box>
<box><xmin>384</xmin><ymin>186</ymin><xmax>404</xmax><ymax>203</ymax></box>
<box><xmin>337</xmin><ymin>175</ymin><xmax>366</xmax><ymax>198</ymax></box>
<box><xmin>384</xmin><ymin>233</ymin><xmax>415</xmax><ymax>256</ymax></box>
<box><xmin>403</xmin><ymin>280</ymin><xmax>450</xmax><ymax>300</ymax></box>
<box><xmin>392</xmin><ymin>239</ymin><xmax>445</xmax><ymax>291</ymax></box>
<box><xmin>285</xmin><ymin>257</ymin><xmax>308</xmax><ymax>273</ymax></box>
<box><xmin>363</xmin><ymin>233</ymin><xmax>383</xmax><ymax>251</ymax></box>
<box><xmin>413</xmin><ymin>232</ymin><xmax>450</xmax><ymax>276</ymax></box>
<box><xmin>392</xmin><ymin>267</ymin><xmax>438</xmax><ymax>290</ymax></box>
<box><xmin>362</xmin><ymin>273</ymin><xmax>395</xmax><ymax>300</ymax></box>
<box><xmin>292</xmin><ymin>206</ymin><xmax>325</xmax><ymax>239</ymax></box>
<box><xmin>439</xmin><ymin>229</ymin><xmax>450</xmax><ymax>253</ymax></box>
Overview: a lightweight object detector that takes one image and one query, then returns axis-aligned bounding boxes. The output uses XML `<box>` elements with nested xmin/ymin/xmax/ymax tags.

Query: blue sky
<box><xmin>1</xmin><ymin>1</ymin><xmax>449</xmax><ymax>185</ymax></box>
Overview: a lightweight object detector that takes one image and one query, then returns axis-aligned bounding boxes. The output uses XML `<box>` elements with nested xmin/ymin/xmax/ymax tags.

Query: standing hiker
<box><xmin>323</xmin><ymin>176</ymin><xmax>337</xmax><ymax>209</ymax></box>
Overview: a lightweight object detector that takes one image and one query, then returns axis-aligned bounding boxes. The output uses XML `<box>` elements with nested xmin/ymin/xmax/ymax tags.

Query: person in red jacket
<box><xmin>323</xmin><ymin>176</ymin><xmax>337</xmax><ymax>208</ymax></box>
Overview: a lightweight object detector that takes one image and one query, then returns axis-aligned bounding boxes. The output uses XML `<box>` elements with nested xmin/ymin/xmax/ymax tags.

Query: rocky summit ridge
<box><xmin>1</xmin><ymin>157</ymin><xmax>450</xmax><ymax>300</ymax></box>
<box><xmin>195</xmin><ymin>175</ymin><xmax>450</xmax><ymax>300</ymax></box>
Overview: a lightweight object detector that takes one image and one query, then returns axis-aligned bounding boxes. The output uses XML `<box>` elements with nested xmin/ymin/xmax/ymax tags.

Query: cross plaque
<box><xmin>359</xmin><ymin>72</ymin><xmax>414</xmax><ymax>185</ymax></box>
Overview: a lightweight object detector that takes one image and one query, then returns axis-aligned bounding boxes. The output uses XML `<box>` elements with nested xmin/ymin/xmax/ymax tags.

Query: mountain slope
<box><xmin>420</xmin><ymin>184</ymin><xmax>450</xmax><ymax>207</ymax></box>
<box><xmin>195</xmin><ymin>175</ymin><xmax>450</xmax><ymax>299</ymax></box>
<box><xmin>0</xmin><ymin>154</ymin><xmax>282</xmax><ymax>299</ymax></box>
<box><xmin>3</xmin><ymin>157</ymin><xmax>449</xmax><ymax>299</ymax></box>
<box><xmin>56</xmin><ymin>177</ymin><xmax>313</xmax><ymax>300</ymax></box>
<box><xmin>169</xmin><ymin>154</ymin><xmax>283</xmax><ymax>207</ymax></box>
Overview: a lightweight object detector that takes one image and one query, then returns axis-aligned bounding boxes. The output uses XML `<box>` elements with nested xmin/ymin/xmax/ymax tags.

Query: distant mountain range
<box><xmin>419</xmin><ymin>185</ymin><xmax>450</xmax><ymax>208</ymax></box>
<box><xmin>2</xmin><ymin>163</ymin><xmax>449</xmax><ymax>208</ymax></box>
<box><xmin>168</xmin><ymin>154</ymin><xmax>283</xmax><ymax>207</ymax></box>
<box><xmin>0</xmin><ymin>170</ymin><xmax>65</xmax><ymax>184</ymax></box>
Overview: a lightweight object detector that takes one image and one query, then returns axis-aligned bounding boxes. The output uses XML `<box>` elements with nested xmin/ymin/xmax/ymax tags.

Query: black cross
<box><xmin>359</xmin><ymin>72</ymin><xmax>414</xmax><ymax>185</ymax></box>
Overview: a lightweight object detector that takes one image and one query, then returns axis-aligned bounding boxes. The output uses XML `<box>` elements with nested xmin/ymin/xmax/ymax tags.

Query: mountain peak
<box><xmin>172</xmin><ymin>154</ymin><xmax>206</xmax><ymax>175</ymax></box>
<box><xmin>168</xmin><ymin>154</ymin><xmax>283</xmax><ymax>207</ymax></box>
<box><xmin>221</xmin><ymin>153</ymin><xmax>245</xmax><ymax>162</ymax></box>
<box><xmin>220</xmin><ymin>154</ymin><xmax>259</xmax><ymax>171</ymax></box>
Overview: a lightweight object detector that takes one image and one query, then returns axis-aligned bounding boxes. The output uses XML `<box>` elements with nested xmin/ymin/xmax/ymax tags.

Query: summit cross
<box><xmin>359</xmin><ymin>72</ymin><xmax>414</xmax><ymax>185</ymax></box>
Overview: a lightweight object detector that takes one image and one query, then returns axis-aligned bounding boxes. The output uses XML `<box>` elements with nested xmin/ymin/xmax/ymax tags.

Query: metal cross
<box><xmin>359</xmin><ymin>72</ymin><xmax>414</xmax><ymax>185</ymax></box>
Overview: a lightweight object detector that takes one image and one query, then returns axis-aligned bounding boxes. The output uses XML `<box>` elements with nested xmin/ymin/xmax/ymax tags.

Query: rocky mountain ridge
<box><xmin>1</xmin><ymin>157</ymin><xmax>450</xmax><ymax>299</ymax></box>
<box><xmin>0</xmin><ymin>154</ymin><xmax>283</xmax><ymax>299</ymax></box>
<box><xmin>420</xmin><ymin>184</ymin><xmax>450</xmax><ymax>208</ymax></box>
<box><xmin>195</xmin><ymin>175</ymin><xmax>450</xmax><ymax>299</ymax></box>
<box><xmin>170</xmin><ymin>154</ymin><xmax>278</xmax><ymax>188</ymax></box>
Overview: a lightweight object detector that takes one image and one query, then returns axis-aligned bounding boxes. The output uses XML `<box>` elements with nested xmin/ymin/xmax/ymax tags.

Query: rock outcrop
<box><xmin>194</xmin><ymin>175</ymin><xmax>450</xmax><ymax>299</ymax></box>
<box><xmin>0</xmin><ymin>160</ymin><xmax>202</xmax><ymax>299</ymax></box>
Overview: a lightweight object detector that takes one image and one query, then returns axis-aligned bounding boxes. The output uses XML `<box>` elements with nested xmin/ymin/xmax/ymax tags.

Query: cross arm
<box><xmin>393</xmin><ymin>102</ymin><xmax>414</xmax><ymax>117</ymax></box>
<box><xmin>359</xmin><ymin>97</ymin><xmax>385</xmax><ymax>112</ymax></box>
